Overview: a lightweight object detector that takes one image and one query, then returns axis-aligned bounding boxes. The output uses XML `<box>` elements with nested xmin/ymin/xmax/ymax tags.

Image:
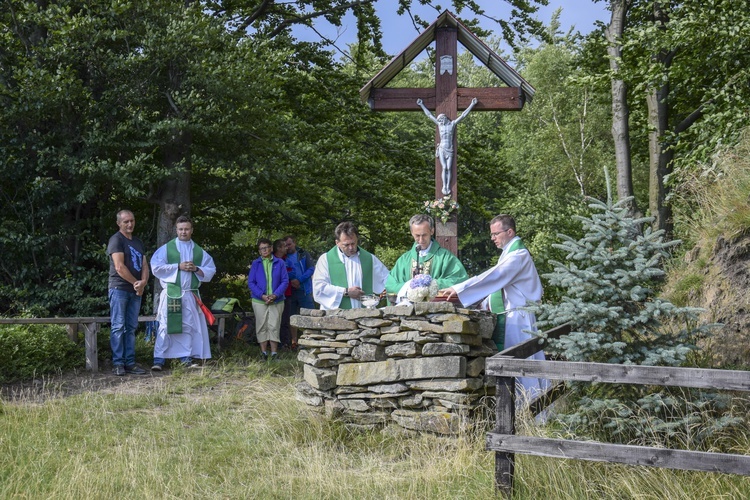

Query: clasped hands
<box><xmin>261</xmin><ymin>293</ymin><xmax>277</xmax><ymax>305</ymax></box>
<box><xmin>133</xmin><ymin>280</ymin><xmax>146</xmax><ymax>296</ymax></box>
<box><xmin>180</xmin><ymin>261</ymin><xmax>197</xmax><ymax>272</ymax></box>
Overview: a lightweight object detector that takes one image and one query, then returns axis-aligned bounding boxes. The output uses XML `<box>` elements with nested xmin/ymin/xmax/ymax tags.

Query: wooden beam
<box><xmin>485</xmin><ymin>358</ymin><xmax>750</xmax><ymax>392</ymax></box>
<box><xmin>367</xmin><ymin>87</ymin><xmax>525</xmax><ymax>112</ymax></box>
<box><xmin>486</xmin><ymin>434</ymin><xmax>750</xmax><ymax>476</ymax></box>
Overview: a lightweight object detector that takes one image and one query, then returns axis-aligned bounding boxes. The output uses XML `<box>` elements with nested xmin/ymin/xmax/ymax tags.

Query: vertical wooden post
<box><xmin>434</xmin><ymin>26</ymin><xmax>459</xmax><ymax>256</ymax></box>
<box><xmin>217</xmin><ymin>316</ymin><xmax>226</xmax><ymax>350</ymax></box>
<box><xmin>66</xmin><ymin>323</ymin><xmax>78</xmax><ymax>343</ymax></box>
<box><xmin>495</xmin><ymin>372</ymin><xmax>516</xmax><ymax>496</ymax></box>
<box><xmin>84</xmin><ymin>322</ymin><xmax>99</xmax><ymax>372</ymax></box>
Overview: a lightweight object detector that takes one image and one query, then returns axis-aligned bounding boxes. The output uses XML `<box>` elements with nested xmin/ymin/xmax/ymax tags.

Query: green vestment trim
<box><xmin>326</xmin><ymin>246</ymin><xmax>373</xmax><ymax>309</ymax></box>
<box><xmin>166</xmin><ymin>238</ymin><xmax>203</xmax><ymax>334</ymax></box>
<box><xmin>384</xmin><ymin>240</ymin><xmax>468</xmax><ymax>294</ymax></box>
<box><xmin>488</xmin><ymin>238</ymin><xmax>526</xmax><ymax>351</ymax></box>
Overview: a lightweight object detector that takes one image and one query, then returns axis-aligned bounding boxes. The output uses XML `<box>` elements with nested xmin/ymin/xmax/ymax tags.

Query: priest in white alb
<box><xmin>313</xmin><ymin>221</ymin><xmax>389</xmax><ymax>310</ymax></box>
<box><xmin>440</xmin><ymin>214</ymin><xmax>549</xmax><ymax>400</ymax></box>
<box><xmin>150</xmin><ymin>215</ymin><xmax>216</xmax><ymax>370</ymax></box>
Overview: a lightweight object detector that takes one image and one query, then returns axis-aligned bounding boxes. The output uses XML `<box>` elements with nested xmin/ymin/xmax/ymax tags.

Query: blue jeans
<box><xmin>290</xmin><ymin>288</ymin><xmax>314</xmax><ymax>315</ymax></box>
<box><xmin>109</xmin><ymin>288</ymin><xmax>142</xmax><ymax>367</ymax></box>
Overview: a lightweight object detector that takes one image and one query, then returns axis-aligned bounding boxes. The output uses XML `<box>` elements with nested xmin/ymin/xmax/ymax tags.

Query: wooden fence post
<box><xmin>495</xmin><ymin>371</ymin><xmax>516</xmax><ymax>496</ymax></box>
<box><xmin>83</xmin><ymin>322</ymin><xmax>99</xmax><ymax>372</ymax></box>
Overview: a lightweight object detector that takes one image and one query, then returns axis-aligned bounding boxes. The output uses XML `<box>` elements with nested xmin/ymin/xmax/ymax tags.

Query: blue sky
<box><xmin>293</xmin><ymin>0</ymin><xmax>611</xmax><ymax>57</ymax></box>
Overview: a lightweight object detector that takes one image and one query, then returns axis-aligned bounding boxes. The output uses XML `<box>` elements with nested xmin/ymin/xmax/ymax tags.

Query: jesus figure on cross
<box><xmin>417</xmin><ymin>97</ymin><xmax>478</xmax><ymax>195</ymax></box>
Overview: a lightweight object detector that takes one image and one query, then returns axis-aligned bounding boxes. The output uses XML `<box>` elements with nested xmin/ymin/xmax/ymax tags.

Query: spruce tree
<box><xmin>529</xmin><ymin>181</ymin><xmax>704</xmax><ymax>366</ymax></box>
<box><xmin>526</xmin><ymin>179</ymin><xmax>737</xmax><ymax>448</ymax></box>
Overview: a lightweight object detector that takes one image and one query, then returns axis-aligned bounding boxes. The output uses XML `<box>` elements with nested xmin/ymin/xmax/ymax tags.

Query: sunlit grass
<box><xmin>1</xmin><ymin>358</ymin><xmax>748</xmax><ymax>498</ymax></box>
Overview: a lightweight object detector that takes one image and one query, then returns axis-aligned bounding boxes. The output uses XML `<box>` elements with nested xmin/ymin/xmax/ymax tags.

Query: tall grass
<box><xmin>1</xmin><ymin>358</ymin><xmax>748</xmax><ymax>498</ymax></box>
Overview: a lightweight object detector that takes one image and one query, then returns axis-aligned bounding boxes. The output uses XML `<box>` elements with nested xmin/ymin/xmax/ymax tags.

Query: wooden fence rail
<box><xmin>485</xmin><ymin>324</ymin><xmax>750</xmax><ymax>497</ymax></box>
<box><xmin>0</xmin><ymin>314</ymin><xmax>235</xmax><ymax>373</ymax></box>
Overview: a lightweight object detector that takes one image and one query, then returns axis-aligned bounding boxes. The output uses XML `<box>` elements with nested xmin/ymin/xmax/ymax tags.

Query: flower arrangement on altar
<box><xmin>406</xmin><ymin>274</ymin><xmax>440</xmax><ymax>303</ymax></box>
<box><xmin>424</xmin><ymin>196</ymin><xmax>459</xmax><ymax>224</ymax></box>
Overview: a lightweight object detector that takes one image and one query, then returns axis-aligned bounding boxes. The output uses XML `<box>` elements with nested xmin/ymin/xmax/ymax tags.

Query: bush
<box><xmin>0</xmin><ymin>324</ymin><xmax>84</xmax><ymax>382</ymax></box>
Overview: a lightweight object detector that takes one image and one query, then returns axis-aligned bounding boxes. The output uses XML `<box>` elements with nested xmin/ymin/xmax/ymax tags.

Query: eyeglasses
<box><xmin>259</xmin><ymin>246</ymin><xmax>272</xmax><ymax>251</ymax></box>
<box><xmin>490</xmin><ymin>228</ymin><xmax>509</xmax><ymax>238</ymax></box>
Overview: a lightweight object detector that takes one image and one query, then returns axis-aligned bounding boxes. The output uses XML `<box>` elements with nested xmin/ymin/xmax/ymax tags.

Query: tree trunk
<box><xmin>152</xmin><ymin>129</ymin><xmax>192</xmax><ymax>311</ymax></box>
<box><xmin>606</xmin><ymin>0</ymin><xmax>637</xmax><ymax>215</ymax></box>
<box><xmin>646</xmin><ymin>2</ymin><xmax>673</xmax><ymax>238</ymax></box>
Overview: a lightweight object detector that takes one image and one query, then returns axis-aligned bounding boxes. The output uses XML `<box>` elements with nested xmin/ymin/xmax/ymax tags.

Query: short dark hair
<box><xmin>282</xmin><ymin>235</ymin><xmax>295</xmax><ymax>243</ymax></box>
<box><xmin>334</xmin><ymin>221</ymin><xmax>359</xmax><ymax>241</ymax></box>
<box><xmin>176</xmin><ymin>215</ymin><xmax>192</xmax><ymax>226</ymax></box>
<box><xmin>409</xmin><ymin>214</ymin><xmax>434</xmax><ymax>231</ymax></box>
<box><xmin>490</xmin><ymin>214</ymin><xmax>516</xmax><ymax>232</ymax></box>
<box><xmin>273</xmin><ymin>238</ymin><xmax>286</xmax><ymax>253</ymax></box>
<box><xmin>257</xmin><ymin>238</ymin><xmax>272</xmax><ymax>250</ymax></box>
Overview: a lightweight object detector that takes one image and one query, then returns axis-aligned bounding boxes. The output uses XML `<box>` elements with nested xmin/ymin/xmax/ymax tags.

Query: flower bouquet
<box><xmin>424</xmin><ymin>196</ymin><xmax>459</xmax><ymax>224</ymax></box>
<box><xmin>406</xmin><ymin>274</ymin><xmax>440</xmax><ymax>303</ymax></box>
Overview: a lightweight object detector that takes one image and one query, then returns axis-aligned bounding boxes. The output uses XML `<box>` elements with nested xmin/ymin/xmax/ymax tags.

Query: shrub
<box><xmin>0</xmin><ymin>324</ymin><xmax>84</xmax><ymax>382</ymax></box>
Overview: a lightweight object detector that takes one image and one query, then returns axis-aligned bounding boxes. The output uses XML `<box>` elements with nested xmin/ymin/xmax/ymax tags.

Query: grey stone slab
<box><xmin>405</xmin><ymin>378</ymin><xmax>484</xmax><ymax>392</ymax></box>
<box><xmin>303</xmin><ymin>364</ymin><xmax>338</xmax><ymax>391</ymax></box>
<box><xmin>291</xmin><ymin>315</ymin><xmax>357</xmax><ymax>330</ymax></box>
<box><xmin>421</xmin><ymin>342</ymin><xmax>470</xmax><ymax>356</ymax></box>
<box><xmin>385</xmin><ymin>342</ymin><xmax>420</xmax><ymax>358</ymax></box>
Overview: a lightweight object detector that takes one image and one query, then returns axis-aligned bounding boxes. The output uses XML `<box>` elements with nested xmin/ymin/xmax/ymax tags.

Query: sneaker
<box><xmin>151</xmin><ymin>364</ymin><xmax>163</xmax><ymax>372</ymax></box>
<box><xmin>261</xmin><ymin>352</ymin><xmax>268</xmax><ymax>361</ymax></box>
<box><xmin>291</xmin><ymin>341</ymin><xmax>298</xmax><ymax>351</ymax></box>
<box><xmin>188</xmin><ymin>362</ymin><xmax>201</xmax><ymax>369</ymax></box>
<box><xmin>113</xmin><ymin>365</ymin><xmax>126</xmax><ymax>376</ymax></box>
<box><xmin>270</xmin><ymin>353</ymin><xmax>279</xmax><ymax>362</ymax></box>
<box><xmin>125</xmin><ymin>364</ymin><xmax>147</xmax><ymax>375</ymax></box>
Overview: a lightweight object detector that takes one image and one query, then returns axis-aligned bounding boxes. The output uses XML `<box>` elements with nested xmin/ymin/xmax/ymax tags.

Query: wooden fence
<box><xmin>485</xmin><ymin>323</ymin><xmax>750</xmax><ymax>497</ymax></box>
<box><xmin>0</xmin><ymin>314</ymin><xmax>235</xmax><ymax>372</ymax></box>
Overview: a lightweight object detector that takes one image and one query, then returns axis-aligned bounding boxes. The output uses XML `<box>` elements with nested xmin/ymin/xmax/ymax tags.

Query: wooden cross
<box><xmin>360</xmin><ymin>11</ymin><xmax>535</xmax><ymax>256</ymax></box>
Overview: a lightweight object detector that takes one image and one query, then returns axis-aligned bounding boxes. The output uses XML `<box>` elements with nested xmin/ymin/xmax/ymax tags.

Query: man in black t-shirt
<box><xmin>107</xmin><ymin>209</ymin><xmax>150</xmax><ymax>376</ymax></box>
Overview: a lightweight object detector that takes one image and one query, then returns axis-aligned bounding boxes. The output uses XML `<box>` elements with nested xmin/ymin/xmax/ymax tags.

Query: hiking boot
<box><xmin>125</xmin><ymin>364</ymin><xmax>147</xmax><ymax>375</ymax></box>
<box><xmin>113</xmin><ymin>365</ymin><xmax>126</xmax><ymax>376</ymax></box>
<box><xmin>151</xmin><ymin>364</ymin><xmax>163</xmax><ymax>372</ymax></box>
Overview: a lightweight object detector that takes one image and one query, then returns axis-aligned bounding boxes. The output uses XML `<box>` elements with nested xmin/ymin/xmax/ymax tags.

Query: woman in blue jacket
<box><xmin>248</xmin><ymin>238</ymin><xmax>289</xmax><ymax>361</ymax></box>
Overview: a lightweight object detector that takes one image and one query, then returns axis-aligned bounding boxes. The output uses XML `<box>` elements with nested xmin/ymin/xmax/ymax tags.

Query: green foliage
<box><xmin>531</xmin><ymin>184</ymin><xmax>708</xmax><ymax>365</ymax></box>
<box><xmin>551</xmin><ymin>390</ymin><xmax>747</xmax><ymax>451</ymax></box>
<box><xmin>0</xmin><ymin>325</ymin><xmax>83</xmax><ymax>382</ymax></box>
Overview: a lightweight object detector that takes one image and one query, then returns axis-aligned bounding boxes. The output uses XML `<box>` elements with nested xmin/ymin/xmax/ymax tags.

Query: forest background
<box><xmin>1</xmin><ymin>0</ymin><xmax>749</xmax><ymax>332</ymax></box>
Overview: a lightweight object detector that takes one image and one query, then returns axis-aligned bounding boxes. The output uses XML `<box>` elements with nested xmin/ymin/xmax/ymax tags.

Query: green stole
<box><xmin>489</xmin><ymin>238</ymin><xmax>526</xmax><ymax>351</ymax></box>
<box><xmin>166</xmin><ymin>238</ymin><xmax>204</xmax><ymax>334</ymax></box>
<box><xmin>327</xmin><ymin>246</ymin><xmax>373</xmax><ymax>309</ymax></box>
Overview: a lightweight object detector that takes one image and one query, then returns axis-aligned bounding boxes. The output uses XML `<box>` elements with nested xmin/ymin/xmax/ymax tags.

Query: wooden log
<box><xmin>367</xmin><ymin>87</ymin><xmax>524</xmax><ymax>112</ymax></box>
<box><xmin>486</xmin><ymin>434</ymin><xmax>750</xmax><ymax>476</ymax></box>
<box><xmin>485</xmin><ymin>359</ymin><xmax>750</xmax><ymax>392</ymax></box>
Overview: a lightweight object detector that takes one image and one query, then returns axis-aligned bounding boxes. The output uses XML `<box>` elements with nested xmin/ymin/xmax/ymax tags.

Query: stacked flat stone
<box><xmin>291</xmin><ymin>301</ymin><xmax>498</xmax><ymax>434</ymax></box>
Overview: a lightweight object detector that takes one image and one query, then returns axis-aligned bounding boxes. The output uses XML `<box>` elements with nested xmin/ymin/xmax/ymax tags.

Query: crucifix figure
<box><xmin>417</xmin><ymin>97</ymin><xmax>478</xmax><ymax>195</ymax></box>
<box><xmin>359</xmin><ymin>11</ymin><xmax>534</xmax><ymax>255</ymax></box>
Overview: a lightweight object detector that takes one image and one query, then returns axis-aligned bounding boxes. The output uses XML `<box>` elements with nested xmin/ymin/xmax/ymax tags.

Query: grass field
<box><xmin>1</xmin><ymin>352</ymin><xmax>748</xmax><ymax>499</ymax></box>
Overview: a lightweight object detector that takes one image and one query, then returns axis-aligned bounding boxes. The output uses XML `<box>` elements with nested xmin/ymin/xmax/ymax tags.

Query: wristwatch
<box><xmin>343</xmin><ymin>288</ymin><xmax>349</xmax><ymax>297</ymax></box>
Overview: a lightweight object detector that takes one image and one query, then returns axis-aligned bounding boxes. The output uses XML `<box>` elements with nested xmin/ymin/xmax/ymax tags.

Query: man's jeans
<box><xmin>109</xmin><ymin>288</ymin><xmax>142</xmax><ymax>367</ymax></box>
